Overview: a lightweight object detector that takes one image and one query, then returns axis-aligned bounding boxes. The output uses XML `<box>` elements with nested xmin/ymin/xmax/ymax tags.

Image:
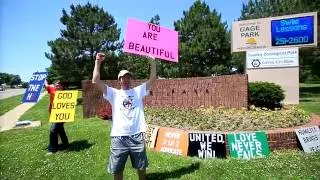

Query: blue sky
<box><xmin>0</xmin><ymin>0</ymin><xmax>247</xmax><ymax>82</ymax></box>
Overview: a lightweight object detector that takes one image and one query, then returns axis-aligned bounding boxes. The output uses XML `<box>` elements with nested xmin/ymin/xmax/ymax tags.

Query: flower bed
<box><xmin>145</xmin><ymin>105</ymin><xmax>311</xmax><ymax>131</ymax></box>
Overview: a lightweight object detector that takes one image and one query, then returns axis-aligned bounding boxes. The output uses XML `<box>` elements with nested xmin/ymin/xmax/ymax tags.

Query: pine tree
<box><xmin>168</xmin><ymin>1</ymin><xmax>231</xmax><ymax>77</ymax></box>
<box><xmin>45</xmin><ymin>3</ymin><xmax>122</xmax><ymax>86</ymax></box>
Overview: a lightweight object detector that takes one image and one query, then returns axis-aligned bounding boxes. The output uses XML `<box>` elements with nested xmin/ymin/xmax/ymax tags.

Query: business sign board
<box><xmin>123</xmin><ymin>18</ymin><xmax>179</xmax><ymax>62</ymax></box>
<box><xmin>295</xmin><ymin>126</ymin><xmax>320</xmax><ymax>153</ymax></box>
<box><xmin>271</xmin><ymin>16</ymin><xmax>315</xmax><ymax>47</ymax></box>
<box><xmin>188</xmin><ymin>132</ymin><xmax>226</xmax><ymax>159</ymax></box>
<box><xmin>246</xmin><ymin>48</ymin><xmax>299</xmax><ymax>69</ymax></box>
<box><xmin>228</xmin><ymin>131</ymin><xmax>270</xmax><ymax>160</ymax></box>
<box><xmin>232</xmin><ymin>12</ymin><xmax>317</xmax><ymax>52</ymax></box>
<box><xmin>22</xmin><ymin>72</ymin><xmax>47</xmax><ymax>103</ymax></box>
<box><xmin>232</xmin><ymin>17</ymin><xmax>271</xmax><ymax>52</ymax></box>
<box><xmin>49</xmin><ymin>90</ymin><xmax>78</xmax><ymax>123</ymax></box>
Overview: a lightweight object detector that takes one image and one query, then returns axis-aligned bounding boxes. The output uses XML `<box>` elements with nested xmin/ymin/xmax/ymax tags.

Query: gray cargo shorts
<box><xmin>107</xmin><ymin>132</ymin><xmax>148</xmax><ymax>174</ymax></box>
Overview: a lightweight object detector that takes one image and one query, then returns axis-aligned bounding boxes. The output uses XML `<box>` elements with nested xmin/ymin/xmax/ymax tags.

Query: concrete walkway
<box><xmin>0</xmin><ymin>92</ymin><xmax>47</xmax><ymax>132</ymax></box>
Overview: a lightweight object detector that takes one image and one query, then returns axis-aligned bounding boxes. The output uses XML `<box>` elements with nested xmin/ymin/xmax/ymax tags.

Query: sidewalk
<box><xmin>0</xmin><ymin>92</ymin><xmax>47</xmax><ymax>132</ymax></box>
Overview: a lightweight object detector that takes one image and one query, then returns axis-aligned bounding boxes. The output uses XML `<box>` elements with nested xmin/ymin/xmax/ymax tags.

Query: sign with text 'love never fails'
<box><xmin>49</xmin><ymin>90</ymin><xmax>78</xmax><ymax>123</ymax></box>
<box><xmin>155</xmin><ymin>127</ymin><xmax>188</xmax><ymax>156</ymax></box>
<box><xmin>123</xmin><ymin>18</ymin><xmax>178</xmax><ymax>62</ymax></box>
<box><xmin>227</xmin><ymin>131</ymin><xmax>270</xmax><ymax>160</ymax></box>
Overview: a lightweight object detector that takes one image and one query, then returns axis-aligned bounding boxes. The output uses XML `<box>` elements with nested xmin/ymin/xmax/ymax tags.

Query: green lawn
<box><xmin>19</xmin><ymin>94</ymin><xmax>50</xmax><ymax>123</ymax></box>
<box><xmin>0</xmin><ymin>94</ymin><xmax>23</xmax><ymax>116</ymax></box>
<box><xmin>299</xmin><ymin>83</ymin><xmax>320</xmax><ymax>114</ymax></box>
<box><xmin>1</xmin><ymin>91</ymin><xmax>320</xmax><ymax>179</ymax></box>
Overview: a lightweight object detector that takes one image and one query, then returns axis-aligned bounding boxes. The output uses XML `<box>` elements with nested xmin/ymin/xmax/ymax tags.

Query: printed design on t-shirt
<box><xmin>121</xmin><ymin>95</ymin><xmax>135</xmax><ymax>110</ymax></box>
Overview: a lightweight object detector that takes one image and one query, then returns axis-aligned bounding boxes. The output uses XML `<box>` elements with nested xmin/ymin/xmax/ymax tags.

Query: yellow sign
<box><xmin>49</xmin><ymin>90</ymin><xmax>78</xmax><ymax>123</ymax></box>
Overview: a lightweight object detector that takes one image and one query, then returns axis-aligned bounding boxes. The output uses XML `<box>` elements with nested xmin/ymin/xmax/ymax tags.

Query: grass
<box><xmin>0</xmin><ymin>94</ymin><xmax>23</xmax><ymax>116</ymax></box>
<box><xmin>19</xmin><ymin>94</ymin><xmax>50</xmax><ymax>123</ymax></box>
<box><xmin>1</xmin><ymin>91</ymin><xmax>320</xmax><ymax>179</ymax></box>
<box><xmin>299</xmin><ymin>83</ymin><xmax>320</xmax><ymax>114</ymax></box>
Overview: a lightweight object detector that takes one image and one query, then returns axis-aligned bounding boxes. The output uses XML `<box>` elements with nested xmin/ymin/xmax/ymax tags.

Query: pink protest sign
<box><xmin>123</xmin><ymin>18</ymin><xmax>179</xmax><ymax>62</ymax></box>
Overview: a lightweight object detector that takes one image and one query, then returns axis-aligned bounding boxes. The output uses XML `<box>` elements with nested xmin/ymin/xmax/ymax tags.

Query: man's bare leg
<box><xmin>114</xmin><ymin>172</ymin><xmax>123</xmax><ymax>180</ymax></box>
<box><xmin>138</xmin><ymin>169</ymin><xmax>146</xmax><ymax>180</ymax></box>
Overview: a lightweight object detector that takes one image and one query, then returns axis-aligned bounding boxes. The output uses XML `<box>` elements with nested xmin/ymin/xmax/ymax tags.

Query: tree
<box><xmin>117</xmin><ymin>14</ymin><xmax>161</xmax><ymax>80</ymax></box>
<box><xmin>9</xmin><ymin>75</ymin><xmax>21</xmax><ymax>87</ymax></box>
<box><xmin>0</xmin><ymin>72</ymin><xmax>21</xmax><ymax>87</ymax></box>
<box><xmin>0</xmin><ymin>73</ymin><xmax>11</xmax><ymax>85</ymax></box>
<box><xmin>117</xmin><ymin>53</ymin><xmax>150</xmax><ymax>79</ymax></box>
<box><xmin>45</xmin><ymin>3</ymin><xmax>122</xmax><ymax>86</ymax></box>
<box><xmin>21</xmin><ymin>82</ymin><xmax>29</xmax><ymax>88</ymax></box>
<box><xmin>161</xmin><ymin>1</ymin><xmax>231</xmax><ymax>78</ymax></box>
<box><xmin>237</xmin><ymin>0</ymin><xmax>320</xmax><ymax>81</ymax></box>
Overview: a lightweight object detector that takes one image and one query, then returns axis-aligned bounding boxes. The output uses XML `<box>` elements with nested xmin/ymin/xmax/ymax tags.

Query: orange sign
<box><xmin>155</xmin><ymin>127</ymin><xmax>189</xmax><ymax>156</ymax></box>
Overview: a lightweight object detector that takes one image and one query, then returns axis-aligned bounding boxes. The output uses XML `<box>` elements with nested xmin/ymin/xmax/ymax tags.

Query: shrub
<box><xmin>21</xmin><ymin>82</ymin><xmax>29</xmax><ymax>88</ymax></box>
<box><xmin>145</xmin><ymin>106</ymin><xmax>310</xmax><ymax>131</ymax></box>
<box><xmin>97</xmin><ymin>103</ymin><xmax>112</xmax><ymax>120</ymax></box>
<box><xmin>76</xmin><ymin>97</ymin><xmax>83</xmax><ymax>105</ymax></box>
<box><xmin>249</xmin><ymin>81</ymin><xmax>285</xmax><ymax>109</ymax></box>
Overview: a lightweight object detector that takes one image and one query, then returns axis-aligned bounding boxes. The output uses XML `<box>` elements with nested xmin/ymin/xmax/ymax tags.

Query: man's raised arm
<box><xmin>146</xmin><ymin>55</ymin><xmax>156</xmax><ymax>91</ymax></box>
<box><xmin>44</xmin><ymin>79</ymin><xmax>49</xmax><ymax>88</ymax></box>
<box><xmin>92</xmin><ymin>52</ymin><xmax>106</xmax><ymax>93</ymax></box>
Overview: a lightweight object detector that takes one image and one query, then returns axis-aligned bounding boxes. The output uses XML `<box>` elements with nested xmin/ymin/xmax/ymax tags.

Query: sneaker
<box><xmin>46</xmin><ymin>152</ymin><xmax>55</xmax><ymax>156</ymax></box>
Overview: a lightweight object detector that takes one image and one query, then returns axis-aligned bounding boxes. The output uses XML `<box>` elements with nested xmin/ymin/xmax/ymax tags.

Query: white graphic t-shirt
<box><xmin>103</xmin><ymin>83</ymin><xmax>149</xmax><ymax>136</ymax></box>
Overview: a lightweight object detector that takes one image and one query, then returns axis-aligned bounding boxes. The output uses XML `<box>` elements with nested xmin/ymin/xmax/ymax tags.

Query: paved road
<box><xmin>0</xmin><ymin>88</ymin><xmax>26</xmax><ymax>100</ymax></box>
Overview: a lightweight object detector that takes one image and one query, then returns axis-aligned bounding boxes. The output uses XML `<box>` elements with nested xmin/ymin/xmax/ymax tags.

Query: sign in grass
<box><xmin>22</xmin><ymin>72</ymin><xmax>47</xmax><ymax>103</ymax></box>
<box><xmin>123</xmin><ymin>18</ymin><xmax>178</xmax><ymax>62</ymax></box>
<box><xmin>228</xmin><ymin>131</ymin><xmax>270</xmax><ymax>160</ymax></box>
<box><xmin>188</xmin><ymin>132</ymin><xmax>226</xmax><ymax>159</ymax></box>
<box><xmin>145</xmin><ymin>125</ymin><xmax>159</xmax><ymax>149</ymax></box>
<box><xmin>295</xmin><ymin>126</ymin><xmax>320</xmax><ymax>153</ymax></box>
<box><xmin>49</xmin><ymin>90</ymin><xmax>78</xmax><ymax>123</ymax></box>
<box><xmin>155</xmin><ymin>127</ymin><xmax>189</xmax><ymax>156</ymax></box>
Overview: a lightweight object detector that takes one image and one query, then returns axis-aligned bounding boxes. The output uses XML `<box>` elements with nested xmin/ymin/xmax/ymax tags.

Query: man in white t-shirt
<box><xmin>92</xmin><ymin>52</ymin><xmax>156</xmax><ymax>180</ymax></box>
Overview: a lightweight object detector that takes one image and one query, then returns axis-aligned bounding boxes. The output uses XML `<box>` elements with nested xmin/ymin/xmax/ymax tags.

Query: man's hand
<box><xmin>146</xmin><ymin>54</ymin><xmax>156</xmax><ymax>91</ymax></box>
<box><xmin>44</xmin><ymin>79</ymin><xmax>49</xmax><ymax>87</ymax></box>
<box><xmin>146</xmin><ymin>54</ymin><xmax>155</xmax><ymax>60</ymax></box>
<box><xmin>96</xmin><ymin>52</ymin><xmax>105</xmax><ymax>63</ymax></box>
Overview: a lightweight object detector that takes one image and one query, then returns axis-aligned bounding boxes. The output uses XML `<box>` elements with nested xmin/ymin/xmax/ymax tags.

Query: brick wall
<box><xmin>266</xmin><ymin>130</ymin><xmax>301</xmax><ymax>150</ymax></box>
<box><xmin>82</xmin><ymin>74</ymin><xmax>248</xmax><ymax>118</ymax></box>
